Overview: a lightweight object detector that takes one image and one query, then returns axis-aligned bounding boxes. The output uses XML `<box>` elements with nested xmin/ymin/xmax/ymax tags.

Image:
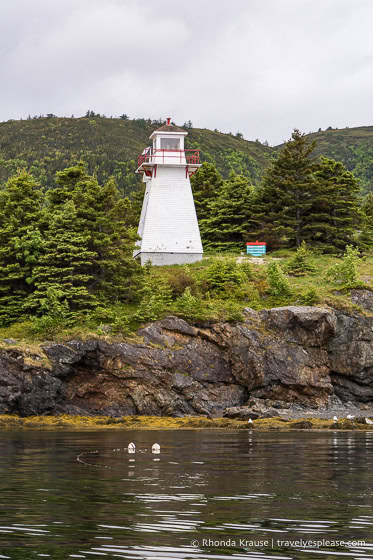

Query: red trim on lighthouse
<box><xmin>166</xmin><ymin>117</ymin><xmax>171</xmax><ymax>125</ymax></box>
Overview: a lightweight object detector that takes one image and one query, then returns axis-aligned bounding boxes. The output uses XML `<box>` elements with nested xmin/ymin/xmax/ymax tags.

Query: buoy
<box><xmin>333</xmin><ymin>416</ymin><xmax>338</xmax><ymax>422</ymax></box>
<box><xmin>128</xmin><ymin>442</ymin><xmax>136</xmax><ymax>453</ymax></box>
<box><xmin>152</xmin><ymin>443</ymin><xmax>160</xmax><ymax>454</ymax></box>
<box><xmin>365</xmin><ymin>418</ymin><xmax>373</xmax><ymax>425</ymax></box>
<box><xmin>248</xmin><ymin>418</ymin><xmax>253</xmax><ymax>424</ymax></box>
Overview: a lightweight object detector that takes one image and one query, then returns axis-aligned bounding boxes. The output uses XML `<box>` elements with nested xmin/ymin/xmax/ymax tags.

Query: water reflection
<box><xmin>0</xmin><ymin>430</ymin><xmax>372</xmax><ymax>559</ymax></box>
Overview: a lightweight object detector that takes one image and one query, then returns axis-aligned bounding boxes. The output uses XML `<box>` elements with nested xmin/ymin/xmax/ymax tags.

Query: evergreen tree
<box><xmin>284</xmin><ymin>242</ymin><xmax>316</xmax><ymax>276</ymax></box>
<box><xmin>200</xmin><ymin>172</ymin><xmax>255</xmax><ymax>252</ymax></box>
<box><xmin>79</xmin><ymin>176</ymin><xmax>141</xmax><ymax>302</ymax></box>
<box><xmin>266</xmin><ymin>261</ymin><xmax>292</xmax><ymax>297</ymax></box>
<box><xmin>308</xmin><ymin>157</ymin><xmax>362</xmax><ymax>252</ymax></box>
<box><xmin>325</xmin><ymin>245</ymin><xmax>361</xmax><ymax>286</ymax></box>
<box><xmin>252</xmin><ymin>129</ymin><xmax>317</xmax><ymax>249</ymax></box>
<box><xmin>191</xmin><ymin>162</ymin><xmax>223</xmax><ymax>223</ymax></box>
<box><xmin>359</xmin><ymin>193</ymin><xmax>373</xmax><ymax>250</ymax></box>
<box><xmin>363</xmin><ymin>192</ymin><xmax>373</xmax><ymax>220</ymax></box>
<box><xmin>0</xmin><ymin>171</ymin><xmax>42</xmax><ymax>324</ymax></box>
<box><xmin>30</xmin><ymin>200</ymin><xmax>98</xmax><ymax>313</ymax></box>
<box><xmin>30</xmin><ymin>164</ymin><xmax>141</xmax><ymax>314</ymax></box>
<box><xmin>128</xmin><ymin>183</ymin><xmax>146</xmax><ymax>228</ymax></box>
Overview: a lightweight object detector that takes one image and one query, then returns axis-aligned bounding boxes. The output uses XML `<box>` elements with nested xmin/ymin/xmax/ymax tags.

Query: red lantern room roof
<box><xmin>154</xmin><ymin>124</ymin><xmax>186</xmax><ymax>133</ymax></box>
<box><xmin>154</xmin><ymin>123</ymin><xmax>186</xmax><ymax>132</ymax></box>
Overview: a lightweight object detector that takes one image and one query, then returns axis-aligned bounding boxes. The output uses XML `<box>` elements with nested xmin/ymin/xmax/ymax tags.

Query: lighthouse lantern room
<box><xmin>134</xmin><ymin>118</ymin><xmax>203</xmax><ymax>266</ymax></box>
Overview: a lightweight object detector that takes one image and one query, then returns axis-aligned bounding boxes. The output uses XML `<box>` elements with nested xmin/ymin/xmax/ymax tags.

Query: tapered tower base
<box><xmin>135</xmin><ymin>166</ymin><xmax>203</xmax><ymax>266</ymax></box>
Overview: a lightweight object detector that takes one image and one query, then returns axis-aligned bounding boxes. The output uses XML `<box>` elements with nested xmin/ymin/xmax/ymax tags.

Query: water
<box><xmin>1</xmin><ymin>429</ymin><xmax>373</xmax><ymax>560</ymax></box>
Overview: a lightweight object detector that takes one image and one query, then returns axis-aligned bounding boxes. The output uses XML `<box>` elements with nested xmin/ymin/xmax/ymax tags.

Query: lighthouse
<box><xmin>134</xmin><ymin>119</ymin><xmax>203</xmax><ymax>266</ymax></box>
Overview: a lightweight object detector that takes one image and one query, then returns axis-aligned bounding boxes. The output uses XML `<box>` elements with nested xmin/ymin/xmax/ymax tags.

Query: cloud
<box><xmin>0</xmin><ymin>0</ymin><xmax>373</xmax><ymax>144</ymax></box>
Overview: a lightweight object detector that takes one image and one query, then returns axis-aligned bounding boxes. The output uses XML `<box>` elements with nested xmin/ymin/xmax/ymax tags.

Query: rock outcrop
<box><xmin>0</xmin><ymin>306</ymin><xmax>372</xmax><ymax>417</ymax></box>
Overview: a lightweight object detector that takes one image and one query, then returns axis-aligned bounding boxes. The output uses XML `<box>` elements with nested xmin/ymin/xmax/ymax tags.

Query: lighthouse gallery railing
<box><xmin>138</xmin><ymin>149</ymin><xmax>200</xmax><ymax>168</ymax></box>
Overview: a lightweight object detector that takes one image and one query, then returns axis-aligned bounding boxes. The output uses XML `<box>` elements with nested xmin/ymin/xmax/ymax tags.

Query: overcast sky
<box><xmin>1</xmin><ymin>0</ymin><xmax>372</xmax><ymax>145</ymax></box>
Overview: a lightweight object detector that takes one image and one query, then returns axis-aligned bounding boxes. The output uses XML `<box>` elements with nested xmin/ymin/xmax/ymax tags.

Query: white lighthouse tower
<box><xmin>134</xmin><ymin>118</ymin><xmax>203</xmax><ymax>266</ymax></box>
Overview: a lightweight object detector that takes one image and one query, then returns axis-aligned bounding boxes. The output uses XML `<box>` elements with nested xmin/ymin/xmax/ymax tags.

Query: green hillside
<box><xmin>277</xmin><ymin>126</ymin><xmax>373</xmax><ymax>194</ymax></box>
<box><xmin>1</xmin><ymin>116</ymin><xmax>373</xmax><ymax>195</ymax></box>
<box><xmin>0</xmin><ymin>116</ymin><xmax>272</xmax><ymax>196</ymax></box>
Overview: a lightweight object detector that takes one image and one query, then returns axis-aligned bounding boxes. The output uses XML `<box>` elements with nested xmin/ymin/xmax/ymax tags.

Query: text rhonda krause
<box><xmin>200</xmin><ymin>538</ymin><xmax>366</xmax><ymax>548</ymax></box>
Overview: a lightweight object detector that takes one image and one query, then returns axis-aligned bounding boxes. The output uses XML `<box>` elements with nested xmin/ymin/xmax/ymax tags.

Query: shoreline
<box><xmin>1</xmin><ymin>414</ymin><xmax>373</xmax><ymax>431</ymax></box>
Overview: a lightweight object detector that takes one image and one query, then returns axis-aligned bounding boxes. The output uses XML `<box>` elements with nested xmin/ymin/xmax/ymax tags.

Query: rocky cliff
<box><xmin>0</xmin><ymin>306</ymin><xmax>372</xmax><ymax>417</ymax></box>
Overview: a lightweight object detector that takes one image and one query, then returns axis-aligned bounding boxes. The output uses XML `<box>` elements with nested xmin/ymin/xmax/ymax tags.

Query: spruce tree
<box><xmin>77</xmin><ymin>176</ymin><xmax>141</xmax><ymax>302</ymax></box>
<box><xmin>30</xmin><ymin>199</ymin><xmax>98</xmax><ymax>313</ymax></box>
<box><xmin>308</xmin><ymin>157</ymin><xmax>362</xmax><ymax>252</ymax></box>
<box><xmin>0</xmin><ymin>171</ymin><xmax>42</xmax><ymax>324</ymax></box>
<box><xmin>363</xmin><ymin>192</ymin><xmax>373</xmax><ymax>221</ymax></box>
<box><xmin>191</xmin><ymin>162</ymin><xmax>224</xmax><ymax>222</ymax></box>
<box><xmin>30</xmin><ymin>164</ymin><xmax>141</xmax><ymax>313</ymax></box>
<box><xmin>128</xmin><ymin>183</ymin><xmax>146</xmax><ymax>228</ymax></box>
<box><xmin>200</xmin><ymin>173</ymin><xmax>255</xmax><ymax>252</ymax></box>
<box><xmin>284</xmin><ymin>242</ymin><xmax>316</xmax><ymax>276</ymax></box>
<box><xmin>267</xmin><ymin>261</ymin><xmax>292</xmax><ymax>297</ymax></box>
<box><xmin>252</xmin><ymin>129</ymin><xmax>316</xmax><ymax>249</ymax></box>
<box><xmin>359</xmin><ymin>193</ymin><xmax>373</xmax><ymax>250</ymax></box>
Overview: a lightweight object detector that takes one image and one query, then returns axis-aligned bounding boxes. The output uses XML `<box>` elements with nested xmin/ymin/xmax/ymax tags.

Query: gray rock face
<box><xmin>223</xmin><ymin>398</ymin><xmax>280</xmax><ymax>420</ymax></box>
<box><xmin>223</xmin><ymin>407</ymin><xmax>260</xmax><ymax>420</ymax></box>
<box><xmin>350</xmin><ymin>289</ymin><xmax>373</xmax><ymax>312</ymax></box>
<box><xmin>0</xmin><ymin>308</ymin><xmax>372</xmax><ymax>417</ymax></box>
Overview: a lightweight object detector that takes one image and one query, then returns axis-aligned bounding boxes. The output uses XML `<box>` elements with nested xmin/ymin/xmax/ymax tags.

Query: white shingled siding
<box><xmin>138</xmin><ymin>166</ymin><xmax>203</xmax><ymax>254</ymax></box>
<box><xmin>139</xmin><ymin>252</ymin><xmax>203</xmax><ymax>266</ymax></box>
<box><xmin>136</xmin><ymin>175</ymin><xmax>151</xmax><ymax>243</ymax></box>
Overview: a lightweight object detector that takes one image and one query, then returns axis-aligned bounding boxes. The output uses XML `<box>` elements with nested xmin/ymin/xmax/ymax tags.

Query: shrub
<box><xmin>203</xmin><ymin>298</ymin><xmax>244</xmax><ymax>322</ymax></box>
<box><xmin>134</xmin><ymin>274</ymin><xmax>173</xmax><ymax>322</ymax></box>
<box><xmin>91</xmin><ymin>306</ymin><xmax>130</xmax><ymax>335</ymax></box>
<box><xmin>244</xmin><ymin>285</ymin><xmax>261</xmax><ymax>308</ymax></box>
<box><xmin>325</xmin><ymin>246</ymin><xmax>362</xmax><ymax>287</ymax></box>
<box><xmin>239</xmin><ymin>260</ymin><xmax>253</xmax><ymax>280</ymax></box>
<box><xmin>218</xmin><ymin>300</ymin><xmax>245</xmax><ymax>321</ymax></box>
<box><xmin>284</xmin><ymin>242</ymin><xmax>316</xmax><ymax>276</ymax></box>
<box><xmin>165</xmin><ymin>266</ymin><xmax>196</xmax><ymax>298</ymax></box>
<box><xmin>175</xmin><ymin>287</ymin><xmax>204</xmax><ymax>319</ymax></box>
<box><xmin>29</xmin><ymin>287</ymin><xmax>70</xmax><ymax>335</ymax></box>
<box><xmin>298</xmin><ymin>287</ymin><xmax>320</xmax><ymax>305</ymax></box>
<box><xmin>201</xmin><ymin>258</ymin><xmax>250</xmax><ymax>295</ymax></box>
<box><xmin>266</xmin><ymin>262</ymin><xmax>292</xmax><ymax>297</ymax></box>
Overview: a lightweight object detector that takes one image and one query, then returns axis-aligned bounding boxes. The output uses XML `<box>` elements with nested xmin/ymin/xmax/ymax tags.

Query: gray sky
<box><xmin>1</xmin><ymin>0</ymin><xmax>372</xmax><ymax>145</ymax></box>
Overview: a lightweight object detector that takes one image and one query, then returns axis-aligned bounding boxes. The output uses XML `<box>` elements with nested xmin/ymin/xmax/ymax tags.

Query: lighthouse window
<box><xmin>161</xmin><ymin>138</ymin><xmax>180</xmax><ymax>150</ymax></box>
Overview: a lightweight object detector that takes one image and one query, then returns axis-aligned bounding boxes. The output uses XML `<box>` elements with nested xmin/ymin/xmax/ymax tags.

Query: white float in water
<box><xmin>248</xmin><ymin>418</ymin><xmax>253</xmax><ymax>425</ymax></box>
<box><xmin>152</xmin><ymin>443</ymin><xmax>160</xmax><ymax>454</ymax></box>
<box><xmin>333</xmin><ymin>416</ymin><xmax>338</xmax><ymax>422</ymax></box>
<box><xmin>128</xmin><ymin>442</ymin><xmax>136</xmax><ymax>453</ymax></box>
<box><xmin>366</xmin><ymin>418</ymin><xmax>373</xmax><ymax>425</ymax></box>
<box><xmin>346</xmin><ymin>414</ymin><xmax>354</xmax><ymax>420</ymax></box>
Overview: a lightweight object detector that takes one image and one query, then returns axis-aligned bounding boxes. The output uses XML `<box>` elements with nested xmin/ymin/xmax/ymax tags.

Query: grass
<box><xmin>0</xmin><ymin>414</ymin><xmax>372</xmax><ymax>431</ymax></box>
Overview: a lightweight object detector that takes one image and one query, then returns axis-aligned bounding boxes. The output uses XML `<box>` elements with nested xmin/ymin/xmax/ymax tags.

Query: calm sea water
<box><xmin>0</xmin><ymin>429</ymin><xmax>373</xmax><ymax>560</ymax></box>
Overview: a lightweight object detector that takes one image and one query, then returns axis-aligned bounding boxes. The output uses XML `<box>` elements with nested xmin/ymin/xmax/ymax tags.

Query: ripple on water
<box><xmin>1</xmin><ymin>430</ymin><xmax>373</xmax><ymax>559</ymax></box>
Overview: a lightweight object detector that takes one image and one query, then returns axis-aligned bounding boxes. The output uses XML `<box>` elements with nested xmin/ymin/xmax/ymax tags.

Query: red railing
<box><xmin>138</xmin><ymin>148</ymin><xmax>200</xmax><ymax>168</ymax></box>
